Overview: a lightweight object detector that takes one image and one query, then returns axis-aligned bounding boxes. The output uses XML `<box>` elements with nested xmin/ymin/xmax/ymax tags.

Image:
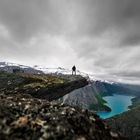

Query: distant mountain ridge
<box><xmin>0</xmin><ymin>62</ymin><xmax>44</xmax><ymax>74</ymax></box>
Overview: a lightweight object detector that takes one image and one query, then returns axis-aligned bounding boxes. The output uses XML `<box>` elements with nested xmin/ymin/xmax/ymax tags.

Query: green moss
<box><xmin>89</xmin><ymin>104</ymin><xmax>111</xmax><ymax>112</ymax></box>
<box><xmin>95</xmin><ymin>93</ymin><xmax>107</xmax><ymax>105</ymax></box>
<box><xmin>87</xmin><ymin>91</ymin><xmax>111</xmax><ymax>111</ymax></box>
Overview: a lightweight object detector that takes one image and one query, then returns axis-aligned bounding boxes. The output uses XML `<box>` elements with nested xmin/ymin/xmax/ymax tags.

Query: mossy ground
<box><xmin>0</xmin><ymin>72</ymin><xmax>67</xmax><ymax>93</ymax></box>
<box><xmin>0</xmin><ymin>71</ymin><xmax>88</xmax><ymax>101</ymax></box>
<box><xmin>89</xmin><ymin>91</ymin><xmax>111</xmax><ymax>112</ymax></box>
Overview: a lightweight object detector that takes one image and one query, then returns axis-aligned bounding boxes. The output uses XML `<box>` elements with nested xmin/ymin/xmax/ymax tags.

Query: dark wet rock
<box><xmin>0</xmin><ymin>93</ymin><xmax>126</xmax><ymax>140</ymax></box>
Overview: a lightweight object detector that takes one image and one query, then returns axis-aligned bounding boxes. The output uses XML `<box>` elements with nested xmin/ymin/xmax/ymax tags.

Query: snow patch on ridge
<box><xmin>0</xmin><ymin>61</ymin><xmax>116</xmax><ymax>85</ymax></box>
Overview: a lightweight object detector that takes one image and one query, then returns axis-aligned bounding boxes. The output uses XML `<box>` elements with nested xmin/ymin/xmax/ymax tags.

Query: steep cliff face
<box><xmin>57</xmin><ymin>79</ymin><xmax>140</xmax><ymax>112</ymax></box>
<box><xmin>106</xmin><ymin>106</ymin><xmax>140</xmax><ymax>140</ymax></box>
<box><xmin>58</xmin><ymin>81</ymin><xmax>111</xmax><ymax>111</ymax></box>
<box><xmin>92</xmin><ymin>81</ymin><xmax>108</xmax><ymax>96</ymax></box>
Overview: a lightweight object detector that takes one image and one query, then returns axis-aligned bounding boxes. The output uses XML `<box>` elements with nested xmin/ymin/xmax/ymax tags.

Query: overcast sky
<box><xmin>0</xmin><ymin>0</ymin><xmax>140</xmax><ymax>84</ymax></box>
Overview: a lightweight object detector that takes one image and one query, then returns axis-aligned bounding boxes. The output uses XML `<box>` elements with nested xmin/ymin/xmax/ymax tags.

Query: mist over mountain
<box><xmin>0</xmin><ymin>0</ymin><xmax>140</xmax><ymax>85</ymax></box>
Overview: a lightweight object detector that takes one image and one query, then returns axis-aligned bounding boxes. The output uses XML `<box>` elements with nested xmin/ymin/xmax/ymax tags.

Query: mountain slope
<box><xmin>58</xmin><ymin>81</ymin><xmax>111</xmax><ymax>111</ymax></box>
<box><xmin>58</xmin><ymin>80</ymin><xmax>140</xmax><ymax>112</ymax></box>
<box><xmin>102</xmin><ymin>82</ymin><xmax>140</xmax><ymax>96</ymax></box>
<box><xmin>101</xmin><ymin>82</ymin><xmax>140</xmax><ymax>108</ymax></box>
<box><xmin>106</xmin><ymin>105</ymin><xmax>140</xmax><ymax>140</ymax></box>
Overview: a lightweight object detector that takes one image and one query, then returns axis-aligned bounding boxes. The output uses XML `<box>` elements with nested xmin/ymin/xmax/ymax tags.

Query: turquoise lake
<box><xmin>97</xmin><ymin>94</ymin><xmax>134</xmax><ymax>119</ymax></box>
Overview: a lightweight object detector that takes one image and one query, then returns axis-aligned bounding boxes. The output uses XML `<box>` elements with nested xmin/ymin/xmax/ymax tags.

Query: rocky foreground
<box><xmin>0</xmin><ymin>94</ymin><xmax>123</xmax><ymax>140</ymax></box>
<box><xmin>0</xmin><ymin>93</ymin><xmax>126</xmax><ymax>140</ymax></box>
<box><xmin>0</xmin><ymin>71</ymin><xmax>127</xmax><ymax>139</ymax></box>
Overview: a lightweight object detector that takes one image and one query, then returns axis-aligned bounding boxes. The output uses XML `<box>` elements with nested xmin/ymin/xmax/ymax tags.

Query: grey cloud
<box><xmin>1</xmin><ymin>0</ymin><xmax>140</xmax><ymax>46</ymax></box>
<box><xmin>111</xmin><ymin>71</ymin><xmax>140</xmax><ymax>79</ymax></box>
<box><xmin>72</xmin><ymin>0</ymin><xmax>140</xmax><ymax>46</ymax></box>
<box><xmin>0</xmin><ymin>0</ymin><xmax>140</xmax><ymax>84</ymax></box>
<box><xmin>0</xmin><ymin>0</ymin><xmax>74</xmax><ymax>42</ymax></box>
<box><xmin>121</xmin><ymin>31</ymin><xmax>140</xmax><ymax>46</ymax></box>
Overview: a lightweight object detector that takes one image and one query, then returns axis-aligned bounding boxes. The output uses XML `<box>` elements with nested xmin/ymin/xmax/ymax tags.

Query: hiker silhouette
<box><xmin>72</xmin><ymin>65</ymin><xmax>76</xmax><ymax>75</ymax></box>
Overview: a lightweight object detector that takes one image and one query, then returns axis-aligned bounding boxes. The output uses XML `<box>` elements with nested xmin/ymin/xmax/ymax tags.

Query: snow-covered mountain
<box><xmin>1</xmin><ymin>62</ymin><xmax>138</xmax><ymax>95</ymax></box>
<box><xmin>33</xmin><ymin>65</ymin><xmax>118</xmax><ymax>85</ymax></box>
<box><xmin>33</xmin><ymin>65</ymin><xmax>90</xmax><ymax>78</ymax></box>
<box><xmin>0</xmin><ymin>62</ymin><xmax>115</xmax><ymax>84</ymax></box>
<box><xmin>0</xmin><ymin>62</ymin><xmax>28</xmax><ymax>68</ymax></box>
<box><xmin>0</xmin><ymin>62</ymin><xmax>90</xmax><ymax>80</ymax></box>
<box><xmin>0</xmin><ymin>62</ymin><xmax>44</xmax><ymax>74</ymax></box>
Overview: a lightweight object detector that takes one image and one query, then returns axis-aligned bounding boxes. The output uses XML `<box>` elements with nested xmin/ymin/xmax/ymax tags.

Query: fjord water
<box><xmin>97</xmin><ymin>94</ymin><xmax>134</xmax><ymax>119</ymax></box>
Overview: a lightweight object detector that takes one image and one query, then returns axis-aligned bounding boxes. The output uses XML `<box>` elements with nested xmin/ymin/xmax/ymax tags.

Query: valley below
<box><xmin>97</xmin><ymin>94</ymin><xmax>135</xmax><ymax>119</ymax></box>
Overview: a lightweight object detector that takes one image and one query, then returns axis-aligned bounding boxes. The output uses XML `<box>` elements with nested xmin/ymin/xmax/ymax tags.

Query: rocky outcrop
<box><xmin>106</xmin><ymin>106</ymin><xmax>140</xmax><ymax>140</ymax></box>
<box><xmin>0</xmin><ymin>93</ymin><xmax>126</xmax><ymax>140</ymax></box>
<box><xmin>31</xmin><ymin>75</ymin><xmax>88</xmax><ymax>101</ymax></box>
<box><xmin>58</xmin><ymin>82</ymin><xmax>111</xmax><ymax>111</ymax></box>
<box><xmin>0</xmin><ymin>72</ymin><xmax>88</xmax><ymax>101</ymax></box>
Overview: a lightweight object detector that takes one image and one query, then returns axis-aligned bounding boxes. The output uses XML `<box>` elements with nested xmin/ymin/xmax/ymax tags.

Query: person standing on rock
<box><xmin>72</xmin><ymin>65</ymin><xmax>76</xmax><ymax>75</ymax></box>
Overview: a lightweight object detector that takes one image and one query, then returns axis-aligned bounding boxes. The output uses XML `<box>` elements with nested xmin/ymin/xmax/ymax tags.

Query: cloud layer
<box><xmin>0</xmin><ymin>0</ymin><xmax>140</xmax><ymax>83</ymax></box>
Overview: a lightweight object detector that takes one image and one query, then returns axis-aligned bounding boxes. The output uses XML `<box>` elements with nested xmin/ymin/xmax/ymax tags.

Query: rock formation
<box><xmin>0</xmin><ymin>93</ymin><xmax>126</xmax><ymax>140</ymax></box>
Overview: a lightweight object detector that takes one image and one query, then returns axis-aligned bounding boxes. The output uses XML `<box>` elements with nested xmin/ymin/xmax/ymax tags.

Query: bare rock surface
<box><xmin>0</xmin><ymin>93</ymin><xmax>126</xmax><ymax>140</ymax></box>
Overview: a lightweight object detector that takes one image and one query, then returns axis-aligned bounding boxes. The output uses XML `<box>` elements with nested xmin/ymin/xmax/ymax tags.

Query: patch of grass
<box><xmin>95</xmin><ymin>93</ymin><xmax>107</xmax><ymax>105</ymax></box>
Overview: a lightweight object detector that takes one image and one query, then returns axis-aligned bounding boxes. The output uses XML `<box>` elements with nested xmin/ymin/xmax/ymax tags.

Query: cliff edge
<box><xmin>0</xmin><ymin>72</ymin><xmax>88</xmax><ymax>101</ymax></box>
